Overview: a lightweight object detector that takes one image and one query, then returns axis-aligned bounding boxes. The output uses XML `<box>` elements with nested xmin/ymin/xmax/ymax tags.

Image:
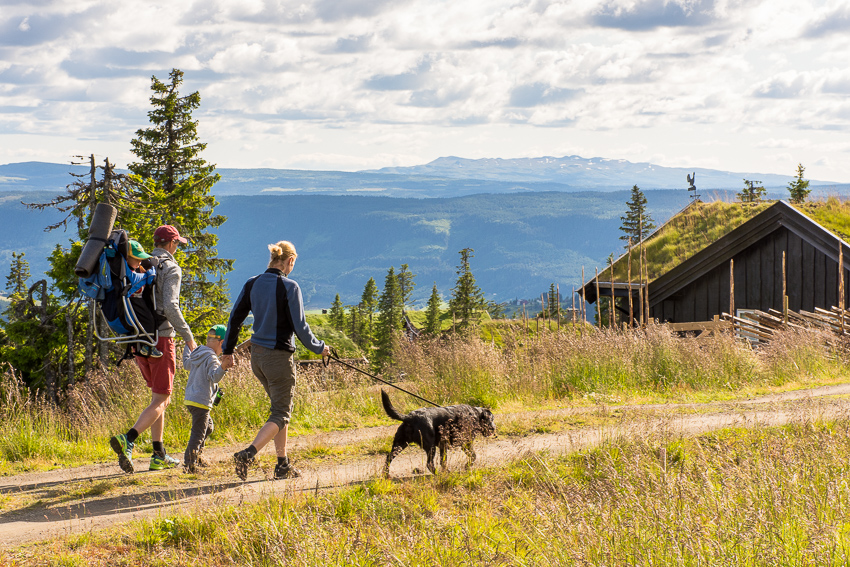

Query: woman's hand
<box><xmin>322</xmin><ymin>345</ymin><xmax>331</xmax><ymax>357</ymax></box>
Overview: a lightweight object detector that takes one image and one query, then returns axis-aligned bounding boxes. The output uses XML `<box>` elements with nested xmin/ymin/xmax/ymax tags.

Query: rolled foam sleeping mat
<box><xmin>74</xmin><ymin>203</ymin><xmax>118</xmax><ymax>278</ymax></box>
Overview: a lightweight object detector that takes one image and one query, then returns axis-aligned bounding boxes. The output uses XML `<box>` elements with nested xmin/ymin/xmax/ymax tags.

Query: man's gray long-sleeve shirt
<box><xmin>151</xmin><ymin>248</ymin><xmax>194</xmax><ymax>345</ymax></box>
<box><xmin>222</xmin><ymin>268</ymin><xmax>325</xmax><ymax>355</ymax></box>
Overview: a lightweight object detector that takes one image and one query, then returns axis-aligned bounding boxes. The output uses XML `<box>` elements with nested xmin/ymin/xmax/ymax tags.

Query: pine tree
<box><xmin>620</xmin><ymin>185</ymin><xmax>655</xmax><ymax>247</ymax></box>
<box><xmin>0</xmin><ymin>261</ymin><xmax>65</xmax><ymax>395</ymax></box>
<box><xmin>373</xmin><ymin>267</ymin><xmax>403</xmax><ymax>369</ymax></box>
<box><xmin>328</xmin><ymin>294</ymin><xmax>346</xmax><ymax>331</ymax></box>
<box><xmin>5</xmin><ymin>252</ymin><xmax>30</xmax><ymax>302</ymax></box>
<box><xmin>397</xmin><ymin>264</ymin><xmax>416</xmax><ymax>309</ymax></box>
<box><xmin>425</xmin><ymin>283</ymin><xmax>442</xmax><ymax>334</ymax></box>
<box><xmin>449</xmin><ymin>248</ymin><xmax>486</xmax><ymax>332</ymax></box>
<box><xmin>787</xmin><ymin>164</ymin><xmax>811</xmax><ymax>204</ymax></box>
<box><xmin>547</xmin><ymin>283</ymin><xmax>560</xmax><ymax>318</ymax></box>
<box><xmin>360</xmin><ymin>277</ymin><xmax>379</xmax><ymax>347</ymax></box>
<box><xmin>126</xmin><ymin>69</ymin><xmax>232</xmax><ymax>336</ymax></box>
<box><xmin>739</xmin><ymin>179</ymin><xmax>766</xmax><ymax>203</ymax></box>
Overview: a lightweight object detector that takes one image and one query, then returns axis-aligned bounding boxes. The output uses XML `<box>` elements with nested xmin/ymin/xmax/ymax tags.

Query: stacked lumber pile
<box><xmin>720</xmin><ymin>306</ymin><xmax>850</xmax><ymax>343</ymax></box>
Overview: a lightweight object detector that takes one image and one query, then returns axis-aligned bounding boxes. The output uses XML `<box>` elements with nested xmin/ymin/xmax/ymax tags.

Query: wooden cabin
<box><xmin>582</xmin><ymin>199</ymin><xmax>850</xmax><ymax>325</ymax></box>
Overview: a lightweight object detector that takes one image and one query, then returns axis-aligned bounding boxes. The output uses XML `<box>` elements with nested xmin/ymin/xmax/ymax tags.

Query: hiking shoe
<box><xmin>110</xmin><ymin>434</ymin><xmax>134</xmax><ymax>473</ymax></box>
<box><xmin>149</xmin><ymin>453</ymin><xmax>179</xmax><ymax>470</ymax></box>
<box><xmin>274</xmin><ymin>460</ymin><xmax>301</xmax><ymax>480</ymax></box>
<box><xmin>233</xmin><ymin>450</ymin><xmax>255</xmax><ymax>481</ymax></box>
<box><xmin>183</xmin><ymin>461</ymin><xmax>197</xmax><ymax>474</ymax></box>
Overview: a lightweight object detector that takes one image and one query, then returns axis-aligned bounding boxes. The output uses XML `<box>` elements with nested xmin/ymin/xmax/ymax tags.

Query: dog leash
<box><xmin>323</xmin><ymin>347</ymin><xmax>442</xmax><ymax>408</ymax></box>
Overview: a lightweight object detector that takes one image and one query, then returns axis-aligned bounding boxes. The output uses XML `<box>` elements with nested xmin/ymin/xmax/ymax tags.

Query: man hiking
<box><xmin>110</xmin><ymin>225</ymin><xmax>197</xmax><ymax>472</ymax></box>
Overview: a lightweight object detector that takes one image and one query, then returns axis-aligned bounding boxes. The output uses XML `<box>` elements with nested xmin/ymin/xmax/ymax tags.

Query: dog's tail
<box><xmin>381</xmin><ymin>389</ymin><xmax>408</xmax><ymax>421</ymax></box>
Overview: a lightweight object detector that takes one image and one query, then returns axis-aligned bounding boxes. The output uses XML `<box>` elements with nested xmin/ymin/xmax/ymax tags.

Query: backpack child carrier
<box><xmin>78</xmin><ymin>228</ymin><xmax>160</xmax><ymax>349</ymax></box>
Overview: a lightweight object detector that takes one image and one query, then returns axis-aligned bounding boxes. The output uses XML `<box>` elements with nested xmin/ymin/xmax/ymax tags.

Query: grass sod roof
<box><xmin>597</xmin><ymin>197</ymin><xmax>850</xmax><ymax>285</ymax></box>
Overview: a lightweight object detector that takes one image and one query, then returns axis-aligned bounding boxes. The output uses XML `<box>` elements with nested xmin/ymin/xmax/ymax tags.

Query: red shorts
<box><xmin>135</xmin><ymin>336</ymin><xmax>176</xmax><ymax>395</ymax></box>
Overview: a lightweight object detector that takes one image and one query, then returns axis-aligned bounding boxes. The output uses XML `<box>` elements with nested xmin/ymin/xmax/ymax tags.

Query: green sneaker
<box><xmin>110</xmin><ymin>434</ymin><xmax>134</xmax><ymax>473</ymax></box>
<box><xmin>149</xmin><ymin>453</ymin><xmax>180</xmax><ymax>471</ymax></box>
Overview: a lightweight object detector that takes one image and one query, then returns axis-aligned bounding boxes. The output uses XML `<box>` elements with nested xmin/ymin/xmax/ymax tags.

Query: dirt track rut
<box><xmin>2</xmin><ymin>384</ymin><xmax>850</xmax><ymax>548</ymax></box>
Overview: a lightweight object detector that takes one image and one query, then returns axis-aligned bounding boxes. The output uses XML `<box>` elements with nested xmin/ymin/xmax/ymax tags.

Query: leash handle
<box><xmin>325</xmin><ymin>347</ymin><xmax>442</xmax><ymax>408</ymax></box>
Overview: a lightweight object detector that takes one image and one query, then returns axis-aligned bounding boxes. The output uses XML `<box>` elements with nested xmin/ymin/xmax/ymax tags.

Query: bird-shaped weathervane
<box><xmin>687</xmin><ymin>172</ymin><xmax>699</xmax><ymax>201</ymax></box>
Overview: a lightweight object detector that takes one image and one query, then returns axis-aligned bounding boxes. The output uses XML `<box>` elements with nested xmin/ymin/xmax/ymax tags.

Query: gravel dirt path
<box><xmin>2</xmin><ymin>383</ymin><xmax>849</xmax><ymax>548</ymax></box>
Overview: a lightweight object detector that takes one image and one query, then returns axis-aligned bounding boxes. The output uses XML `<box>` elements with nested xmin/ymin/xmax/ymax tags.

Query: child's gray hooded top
<box><xmin>182</xmin><ymin>345</ymin><xmax>227</xmax><ymax>409</ymax></box>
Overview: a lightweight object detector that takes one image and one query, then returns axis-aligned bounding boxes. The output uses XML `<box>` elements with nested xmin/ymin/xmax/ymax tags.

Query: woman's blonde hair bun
<box><xmin>268</xmin><ymin>241</ymin><xmax>297</xmax><ymax>268</ymax></box>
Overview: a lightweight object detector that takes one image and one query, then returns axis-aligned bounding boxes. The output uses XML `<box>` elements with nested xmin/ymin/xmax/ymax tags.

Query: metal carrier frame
<box><xmin>91</xmin><ymin>229</ymin><xmax>159</xmax><ymax>348</ymax></box>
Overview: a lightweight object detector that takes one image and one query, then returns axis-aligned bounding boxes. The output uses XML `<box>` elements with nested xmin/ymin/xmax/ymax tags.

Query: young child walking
<box><xmin>182</xmin><ymin>324</ymin><xmax>232</xmax><ymax>473</ymax></box>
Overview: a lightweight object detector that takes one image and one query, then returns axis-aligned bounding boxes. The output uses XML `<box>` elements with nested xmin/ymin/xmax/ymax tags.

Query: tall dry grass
<box><xmin>19</xmin><ymin>418</ymin><xmax>850</xmax><ymax>566</ymax></box>
<box><xmin>394</xmin><ymin>324</ymin><xmax>846</xmax><ymax>410</ymax></box>
<box><xmin>0</xmin><ymin>323</ymin><xmax>846</xmax><ymax>470</ymax></box>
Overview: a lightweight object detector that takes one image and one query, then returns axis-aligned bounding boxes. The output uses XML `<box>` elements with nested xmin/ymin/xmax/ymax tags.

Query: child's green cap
<box><xmin>128</xmin><ymin>240</ymin><xmax>151</xmax><ymax>260</ymax></box>
<box><xmin>208</xmin><ymin>324</ymin><xmax>227</xmax><ymax>340</ymax></box>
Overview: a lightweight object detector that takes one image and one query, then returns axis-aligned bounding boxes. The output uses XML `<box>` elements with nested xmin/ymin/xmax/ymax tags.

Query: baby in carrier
<box><xmin>123</xmin><ymin>240</ymin><xmax>162</xmax><ymax>358</ymax></box>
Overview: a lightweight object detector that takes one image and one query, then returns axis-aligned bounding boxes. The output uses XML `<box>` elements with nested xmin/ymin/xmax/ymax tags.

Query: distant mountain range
<box><xmin>2</xmin><ymin>156</ymin><xmax>845</xmax><ymax>198</ymax></box>
<box><xmin>3</xmin><ymin>189</ymin><xmax>694</xmax><ymax>307</ymax></box>
<box><xmin>3</xmin><ymin>155</ymin><xmax>847</xmax><ymax>307</ymax></box>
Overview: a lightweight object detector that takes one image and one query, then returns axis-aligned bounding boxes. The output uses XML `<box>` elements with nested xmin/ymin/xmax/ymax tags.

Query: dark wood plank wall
<box><xmin>651</xmin><ymin>227</ymin><xmax>850</xmax><ymax>322</ymax></box>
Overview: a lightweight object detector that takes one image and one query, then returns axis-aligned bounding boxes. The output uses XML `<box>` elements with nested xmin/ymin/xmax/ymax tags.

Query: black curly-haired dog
<box><xmin>381</xmin><ymin>389</ymin><xmax>496</xmax><ymax>477</ymax></box>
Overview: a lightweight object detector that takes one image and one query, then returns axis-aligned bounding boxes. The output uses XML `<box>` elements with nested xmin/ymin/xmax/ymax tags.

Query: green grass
<box><xmin>793</xmin><ymin>196</ymin><xmax>850</xmax><ymax>242</ymax></box>
<box><xmin>0</xmin><ymin>323</ymin><xmax>848</xmax><ymax>475</ymax></box>
<box><xmin>598</xmin><ymin>197</ymin><xmax>850</xmax><ymax>285</ymax></box>
<box><xmin>10</xmin><ymin>421</ymin><xmax>850</xmax><ymax>565</ymax></box>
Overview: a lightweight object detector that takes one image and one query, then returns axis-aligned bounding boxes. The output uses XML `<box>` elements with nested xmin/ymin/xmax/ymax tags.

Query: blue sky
<box><xmin>1</xmin><ymin>0</ymin><xmax>850</xmax><ymax>182</ymax></box>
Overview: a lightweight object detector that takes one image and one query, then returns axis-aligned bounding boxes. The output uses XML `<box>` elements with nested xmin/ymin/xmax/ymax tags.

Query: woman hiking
<box><xmin>221</xmin><ymin>240</ymin><xmax>330</xmax><ymax>481</ymax></box>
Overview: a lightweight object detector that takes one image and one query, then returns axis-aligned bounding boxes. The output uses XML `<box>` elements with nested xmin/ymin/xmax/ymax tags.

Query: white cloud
<box><xmin>0</xmin><ymin>0</ymin><xmax>848</xmax><ymax>181</ymax></box>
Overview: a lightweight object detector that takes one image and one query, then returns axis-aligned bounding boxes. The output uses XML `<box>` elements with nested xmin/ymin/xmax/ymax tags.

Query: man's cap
<box><xmin>154</xmin><ymin>225</ymin><xmax>188</xmax><ymax>244</ymax></box>
<box><xmin>128</xmin><ymin>240</ymin><xmax>151</xmax><ymax>260</ymax></box>
<box><xmin>208</xmin><ymin>324</ymin><xmax>227</xmax><ymax>340</ymax></box>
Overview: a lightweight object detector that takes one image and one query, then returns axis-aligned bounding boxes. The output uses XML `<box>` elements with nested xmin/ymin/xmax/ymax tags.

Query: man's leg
<box><xmin>134</xmin><ymin>392</ymin><xmax>171</xmax><ymax>440</ymax></box>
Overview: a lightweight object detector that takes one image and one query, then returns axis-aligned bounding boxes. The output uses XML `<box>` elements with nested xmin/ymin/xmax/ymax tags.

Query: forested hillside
<box><xmin>215</xmin><ymin>190</ymin><xmax>692</xmax><ymax>306</ymax></box>
<box><xmin>6</xmin><ymin>190</ymin><xmax>691</xmax><ymax>306</ymax></box>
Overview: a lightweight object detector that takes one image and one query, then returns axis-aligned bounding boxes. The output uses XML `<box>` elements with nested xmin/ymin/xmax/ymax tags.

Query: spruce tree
<box><xmin>126</xmin><ymin>69</ymin><xmax>232</xmax><ymax>336</ymax></box>
<box><xmin>425</xmin><ymin>283</ymin><xmax>442</xmax><ymax>334</ymax></box>
<box><xmin>0</xmin><ymin>259</ymin><xmax>64</xmax><ymax>393</ymax></box>
<box><xmin>547</xmin><ymin>283</ymin><xmax>560</xmax><ymax>318</ymax></box>
<box><xmin>787</xmin><ymin>164</ymin><xmax>811</xmax><ymax>204</ymax></box>
<box><xmin>373</xmin><ymin>267</ymin><xmax>403</xmax><ymax>369</ymax></box>
<box><xmin>449</xmin><ymin>248</ymin><xmax>486</xmax><ymax>331</ymax></box>
<box><xmin>360</xmin><ymin>277</ymin><xmax>379</xmax><ymax>346</ymax></box>
<box><xmin>739</xmin><ymin>179</ymin><xmax>766</xmax><ymax>203</ymax></box>
<box><xmin>397</xmin><ymin>264</ymin><xmax>416</xmax><ymax>309</ymax></box>
<box><xmin>5</xmin><ymin>252</ymin><xmax>30</xmax><ymax>302</ymax></box>
<box><xmin>620</xmin><ymin>185</ymin><xmax>655</xmax><ymax>247</ymax></box>
<box><xmin>328</xmin><ymin>294</ymin><xmax>346</xmax><ymax>331</ymax></box>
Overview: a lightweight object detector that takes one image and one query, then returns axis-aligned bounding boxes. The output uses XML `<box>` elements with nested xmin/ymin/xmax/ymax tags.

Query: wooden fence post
<box><xmin>782</xmin><ymin>251</ymin><xmax>787</xmax><ymax>324</ymax></box>
<box><xmin>609</xmin><ymin>256</ymin><xmax>616</xmax><ymax>330</ymax></box>
<box><xmin>838</xmin><ymin>244</ymin><xmax>844</xmax><ymax>336</ymax></box>
<box><xmin>643</xmin><ymin>246</ymin><xmax>650</xmax><ymax>325</ymax></box>
<box><xmin>542</xmin><ymin>293</ymin><xmax>547</xmax><ymax>332</ymax></box>
<box><xmin>557</xmin><ymin>284</ymin><xmax>561</xmax><ymax>330</ymax></box>
<box><xmin>581</xmin><ymin>267</ymin><xmax>586</xmax><ymax>333</ymax></box>
<box><xmin>571</xmin><ymin>287</ymin><xmax>576</xmax><ymax>325</ymax></box>
<box><xmin>595</xmin><ymin>267</ymin><xmax>601</xmax><ymax>328</ymax></box>
<box><xmin>628</xmin><ymin>237</ymin><xmax>635</xmax><ymax>327</ymax></box>
<box><xmin>729</xmin><ymin>259</ymin><xmax>735</xmax><ymax>316</ymax></box>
